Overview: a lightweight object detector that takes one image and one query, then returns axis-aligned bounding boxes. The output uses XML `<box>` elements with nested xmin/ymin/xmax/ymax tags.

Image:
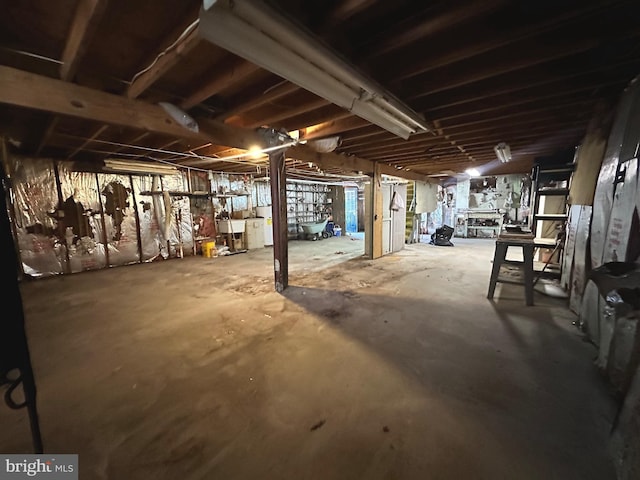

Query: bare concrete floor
<box><xmin>2</xmin><ymin>237</ymin><xmax>617</xmax><ymax>479</ymax></box>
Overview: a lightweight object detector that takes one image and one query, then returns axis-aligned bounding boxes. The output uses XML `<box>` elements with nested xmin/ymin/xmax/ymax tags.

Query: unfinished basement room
<box><xmin>2</xmin><ymin>1</ymin><xmax>640</xmax><ymax>479</ymax></box>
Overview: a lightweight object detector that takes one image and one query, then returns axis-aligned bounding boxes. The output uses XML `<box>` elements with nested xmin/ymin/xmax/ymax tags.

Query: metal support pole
<box><xmin>259</xmin><ymin>127</ymin><xmax>291</xmax><ymax>292</ymax></box>
<box><xmin>268</xmin><ymin>148</ymin><xmax>288</xmax><ymax>292</ymax></box>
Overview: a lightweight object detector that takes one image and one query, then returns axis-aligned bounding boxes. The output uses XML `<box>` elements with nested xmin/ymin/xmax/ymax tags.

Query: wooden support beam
<box><xmin>430</xmin><ymin>80</ymin><xmax>626</xmax><ymax>123</ymax></box>
<box><xmin>0</xmin><ymin>66</ymin><xmax>431</xmax><ymax>184</ymax></box>
<box><xmin>300</xmin><ymin>116</ymin><xmax>368</xmax><ymax>141</ymax></box>
<box><xmin>376</xmin><ymin>163</ymin><xmax>439</xmax><ymax>183</ymax></box>
<box><xmin>34</xmin><ymin>116</ymin><xmax>60</xmax><ymax>155</ymax></box>
<box><xmin>280</xmin><ymin>107</ymin><xmax>353</xmax><ymax>133</ymax></box>
<box><xmin>437</xmin><ymin>98</ymin><xmax>594</xmax><ymax>130</ymax></box>
<box><xmin>243</xmin><ymin>98</ymin><xmax>330</xmax><ymax>129</ymax></box>
<box><xmin>415</xmin><ymin>58</ymin><xmax>639</xmax><ymax>113</ymax></box>
<box><xmin>391</xmin><ymin>1</ymin><xmax>615</xmax><ymax>82</ymax></box>
<box><xmin>364</xmin><ymin>162</ymin><xmax>383</xmax><ymax>259</ymax></box>
<box><xmin>217</xmin><ymin>82</ymin><xmax>300</xmax><ymax>121</ymax></box>
<box><xmin>105</xmin><ymin>132</ymin><xmax>151</xmax><ymax>157</ymax></box>
<box><xmin>127</xmin><ymin>27</ymin><xmax>201</xmax><ymax>99</ymax></box>
<box><xmin>60</xmin><ymin>0</ymin><xmax>106</xmax><ymax>80</ymax></box>
<box><xmin>287</xmin><ymin>145</ymin><xmax>373</xmax><ymax>176</ymax></box>
<box><xmin>286</xmin><ymin>145</ymin><xmax>436</xmax><ymax>183</ymax></box>
<box><xmin>407</xmin><ymin>40</ymin><xmax>604</xmax><ymax>102</ymax></box>
<box><xmin>341</xmin><ymin>131</ymin><xmax>436</xmax><ymax>153</ymax></box>
<box><xmin>329</xmin><ymin>0</ymin><xmax>376</xmax><ymax>23</ymax></box>
<box><xmin>180</xmin><ymin>59</ymin><xmax>261</xmax><ymax>110</ymax></box>
<box><xmin>0</xmin><ymin>65</ymin><xmax>263</xmax><ymax>148</ymax></box>
<box><xmin>70</xmin><ymin>124</ymin><xmax>109</xmax><ymax>158</ymax></box>
<box><xmin>124</xmin><ymin>139</ymin><xmax>183</xmax><ymax>160</ymax></box>
<box><xmin>369</xmin><ymin>0</ymin><xmax>505</xmax><ymax>57</ymax></box>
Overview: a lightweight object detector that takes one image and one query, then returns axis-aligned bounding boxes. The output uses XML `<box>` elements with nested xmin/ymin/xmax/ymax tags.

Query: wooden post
<box><xmin>268</xmin><ymin>148</ymin><xmax>288</xmax><ymax>291</ymax></box>
<box><xmin>129</xmin><ymin>174</ymin><xmax>143</xmax><ymax>263</ymax></box>
<box><xmin>52</xmin><ymin>160</ymin><xmax>72</xmax><ymax>274</ymax></box>
<box><xmin>365</xmin><ymin>163</ymin><xmax>384</xmax><ymax>259</ymax></box>
<box><xmin>94</xmin><ymin>173</ymin><xmax>110</xmax><ymax>267</ymax></box>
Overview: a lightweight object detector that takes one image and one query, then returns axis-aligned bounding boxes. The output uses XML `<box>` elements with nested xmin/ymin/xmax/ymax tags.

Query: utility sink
<box><xmin>218</xmin><ymin>219</ymin><xmax>245</xmax><ymax>233</ymax></box>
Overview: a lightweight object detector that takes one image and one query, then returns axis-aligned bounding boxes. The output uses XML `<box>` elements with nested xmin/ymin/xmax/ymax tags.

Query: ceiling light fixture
<box><xmin>248</xmin><ymin>145</ymin><xmax>264</xmax><ymax>158</ymax></box>
<box><xmin>465</xmin><ymin>168</ymin><xmax>481</xmax><ymax>177</ymax></box>
<box><xmin>494</xmin><ymin>142</ymin><xmax>512</xmax><ymax>163</ymax></box>
<box><xmin>198</xmin><ymin>0</ymin><xmax>429</xmax><ymax>139</ymax></box>
<box><xmin>104</xmin><ymin>159</ymin><xmax>179</xmax><ymax>175</ymax></box>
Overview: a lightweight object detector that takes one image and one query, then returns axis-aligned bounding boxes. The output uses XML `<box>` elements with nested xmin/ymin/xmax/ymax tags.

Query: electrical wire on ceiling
<box><xmin>181</xmin><ymin>141</ymin><xmax>299</xmax><ymax>164</ymax></box>
<box><xmin>54</xmin><ymin>134</ymin><xmax>297</xmax><ymax>165</ymax></box>
<box><xmin>0</xmin><ymin>46</ymin><xmax>63</xmax><ymax>64</ymax></box>
<box><xmin>286</xmin><ymin>167</ymin><xmax>367</xmax><ymax>181</ymax></box>
<box><xmin>76</xmin><ymin>148</ymin><xmax>257</xmax><ymax>175</ymax></box>
<box><xmin>51</xmin><ymin>132</ymin><xmax>367</xmax><ymax>181</ymax></box>
<box><xmin>53</xmin><ymin>133</ymin><xmax>326</xmax><ymax>180</ymax></box>
<box><xmin>129</xmin><ymin>19</ymin><xmax>200</xmax><ymax>84</ymax></box>
<box><xmin>77</xmin><ymin>146</ymin><xmax>365</xmax><ymax>181</ymax></box>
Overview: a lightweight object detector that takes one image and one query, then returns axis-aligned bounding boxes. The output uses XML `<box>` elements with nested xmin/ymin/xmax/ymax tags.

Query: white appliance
<box><xmin>245</xmin><ymin>218</ymin><xmax>265</xmax><ymax>250</ymax></box>
<box><xmin>256</xmin><ymin>206</ymin><xmax>273</xmax><ymax>246</ymax></box>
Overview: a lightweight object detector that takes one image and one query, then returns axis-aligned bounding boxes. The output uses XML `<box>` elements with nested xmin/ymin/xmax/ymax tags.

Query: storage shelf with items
<box><xmin>457</xmin><ymin>210</ymin><xmax>503</xmax><ymax>238</ymax></box>
<box><xmin>286</xmin><ymin>181</ymin><xmax>333</xmax><ymax>238</ymax></box>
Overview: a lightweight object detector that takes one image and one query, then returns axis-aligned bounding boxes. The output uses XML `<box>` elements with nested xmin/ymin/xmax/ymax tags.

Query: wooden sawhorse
<box><xmin>487</xmin><ymin>237</ymin><xmax>535</xmax><ymax>306</ymax></box>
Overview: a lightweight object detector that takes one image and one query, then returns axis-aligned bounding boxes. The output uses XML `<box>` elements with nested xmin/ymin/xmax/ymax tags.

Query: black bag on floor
<box><xmin>430</xmin><ymin>225</ymin><xmax>454</xmax><ymax>246</ymax></box>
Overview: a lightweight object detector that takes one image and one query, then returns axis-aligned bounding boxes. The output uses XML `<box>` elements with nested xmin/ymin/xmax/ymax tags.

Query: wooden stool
<box><xmin>487</xmin><ymin>237</ymin><xmax>535</xmax><ymax>306</ymax></box>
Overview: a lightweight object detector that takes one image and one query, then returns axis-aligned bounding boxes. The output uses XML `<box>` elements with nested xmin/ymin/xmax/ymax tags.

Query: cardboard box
<box><xmin>232</xmin><ymin>210</ymin><xmax>251</xmax><ymax>219</ymax></box>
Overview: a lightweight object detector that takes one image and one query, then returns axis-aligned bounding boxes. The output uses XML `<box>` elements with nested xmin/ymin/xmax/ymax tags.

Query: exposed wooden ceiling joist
<box><xmin>2</xmin><ymin>0</ymin><xmax>639</xmax><ymax>181</ymax></box>
<box><xmin>126</xmin><ymin>27</ymin><xmax>200</xmax><ymax>99</ymax></box>
<box><xmin>59</xmin><ymin>0</ymin><xmax>106</xmax><ymax>81</ymax></box>
<box><xmin>180</xmin><ymin>58</ymin><xmax>261</xmax><ymax>110</ymax></box>
<box><xmin>0</xmin><ymin>65</ymin><xmax>434</xmax><ymax>182</ymax></box>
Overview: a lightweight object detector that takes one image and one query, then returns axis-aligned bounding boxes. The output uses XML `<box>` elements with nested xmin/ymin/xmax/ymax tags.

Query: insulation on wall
<box><xmin>6</xmin><ymin>154</ymin><xmax>204</xmax><ymax>276</ymax></box>
<box><xmin>591</xmin><ymin>82</ymin><xmax>640</xmax><ymax>268</ymax></box>
<box><xmin>455</xmin><ymin>179</ymin><xmax>469</xmax><ymax>211</ymax></box>
<box><xmin>131</xmin><ymin>175</ymin><xmax>163</xmax><ymax>261</ymax></box>
<box><xmin>569</xmin><ymin>132</ymin><xmax>607</xmax><ymax>206</ymax></box>
<box><xmin>9</xmin><ymin>156</ymin><xmax>62</xmax><ymax>276</ymax></box>
<box><xmin>98</xmin><ymin>173</ymin><xmax>140</xmax><ymax>267</ymax></box>
<box><xmin>576</xmin><ymin>75</ymin><xmax>640</xmax><ymax>479</ymax></box>
<box><xmin>603</xmin><ymin>158</ymin><xmax>638</xmax><ymax>264</ymax></box>
<box><xmin>58</xmin><ymin>162</ymin><xmax>107</xmax><ymax>273</ymax></box>
<box><xmin>568</xmin><ymin>206</ymin><xmax>592</xmax><ymax>315</ymax></box>
<box><xmin>611</xmin><ymin>366</ymin><xmax>640</xmax><ymax>480</ymax></box>
<box><xmin>414</xmin><ymin>181</ymin><xmax>438</xmax><ymax>213</ymax></box>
